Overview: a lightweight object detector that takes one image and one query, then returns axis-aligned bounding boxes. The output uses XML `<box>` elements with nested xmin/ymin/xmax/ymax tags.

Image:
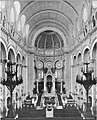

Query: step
<box><xmin>1</xmin><ymin>117</ymin><xmax>96</xmax><ymax>120</ymax></box>
<box><xmin>17</xmin><ymin>117</ymin><xmax>83</xmax><ymax>120</ymax></box>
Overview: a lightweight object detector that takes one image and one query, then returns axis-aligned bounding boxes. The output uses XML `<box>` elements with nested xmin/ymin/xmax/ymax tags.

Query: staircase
<box><xmin>57</xmin><ymin>93</ymin><xmax>63</xmax><ymax>106</ymax></box>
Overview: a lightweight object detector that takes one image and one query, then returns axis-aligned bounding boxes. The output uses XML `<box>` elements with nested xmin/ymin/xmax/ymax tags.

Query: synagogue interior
<box><xmin>0</xmin><ymin>0</ymin><xmax>97</xmax><ymax>120</ymax></box>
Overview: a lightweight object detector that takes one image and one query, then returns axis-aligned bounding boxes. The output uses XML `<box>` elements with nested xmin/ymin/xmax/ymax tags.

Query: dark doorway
<box><xmin>46</xmin><ymin>75</ymin><xmax>52</xmax><ymax>93</ymax></box>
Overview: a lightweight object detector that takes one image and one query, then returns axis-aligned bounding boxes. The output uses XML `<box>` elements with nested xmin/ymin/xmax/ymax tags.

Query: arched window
<box><xmin>83</xmin><ymin>48</ymin><xmax>90</xmax><ymax>63</ymax></box>
<box><xmin>83</xmin><ymin>7</ymin><xmax>88</xmax><ymax>23</ymax></box>
<box><xmin>92</xmin><ymin>1</ymin><xmax>97</xmax><ymax>8</ymax></box>
<box><xmin>95</xmin><ymin>12</ymin><xmax>97</xmax><ymax>20</ymax></box>
<box><xmin>92</xmin><ymin>15</ymin><xmax>96</xmax><ymax>27</ymax></box>
<box><xmin>17</xmin><ymin>20</ymin><xmax>21</xmax><ymax>31</ymax></box>
<box><xmin>73</xmin><ymin>56</ymin><xmax>76</xmax><ymax>66</ymax></box>
<box><xmin>21</xmin><ymin>15</ymin><xmax>26</xmax><ymax>30</ymax></box>
<box><xmin>76</xmin><ymin>18</ymin><xmax>80</xmax><ymax>32</ymax></box>
<box><xmin>77</xmin><ymin>53</ymin><xmax>82</xmax><ymax>65</ymax></box>
<box><xmin>26</xmin><ymin>24</ymin><xmax>29</xmax><ymax>38</ymax></box>
<box><xmin>0</xmin><ymin>1</ymin><xmax>5</xmax><ymax>9</ymax></box>
<box><xmin>0</xmin><ymin>11</ymin><xmax>2</xmax><ymax>21</ymax></box>
<box><xmin>14</xmin><ymin>1</ymin><xmax>21</xmax><ymax>21</ymax></box>
<box><xmin>10</xmin><ymin>8</ymin><xmax>15</xmax><ymax>23</ymax></box>
<box><xmin>22</xmin><ymin>26</ymin><xmax>26</xmax><ymax>38</ymax></box>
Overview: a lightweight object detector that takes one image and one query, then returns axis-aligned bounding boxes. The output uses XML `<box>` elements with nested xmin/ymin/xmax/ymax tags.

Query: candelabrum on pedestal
<box><xmin>1</xmin><ymin>60</ymin><xmax>23</xmax><ymax>118</ymax></box>
<box><xmin>76</xmin><ymin>62</ymin><xmax>97</xmax><ymax>119</ymax></box>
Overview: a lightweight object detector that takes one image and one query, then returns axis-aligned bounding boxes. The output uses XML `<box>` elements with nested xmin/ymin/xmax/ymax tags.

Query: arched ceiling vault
<box><xmin>29</xmin><ymin>19</ymin><xmax>70</xmax><ymax>39</ymax></box>
<box><xmin>17</xmin><ymin>0</ymin><xmax>87</xmax><ymax>51</ymax></box>
<box><xmin>28</xmin><ymin>20</ymin><xmax>70</xmax><ymax>48</ymax></box>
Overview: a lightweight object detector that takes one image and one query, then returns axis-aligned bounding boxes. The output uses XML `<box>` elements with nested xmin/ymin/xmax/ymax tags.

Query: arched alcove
<box><xmin>91</xmin><ymin>42</ymin><xmax>97</xmax><ymax>111</ymax></box>
<box><xmin>22</xmin><ymin>56</ymin><xmax>26</xmax><ymax>65</ymax></box>
<box><xmin>16</xmin><ymin>53</ymin><xmax>22</xmax><ymax>81</ymax></box>
<box><xmin>77</xmin><ymin>52</ymin><xmax>82</xmax><ymax>75</ymax></box>
<box><xmin>83</xmin><ymin>48</ymin><xmax>90</xmax><ymax>63</ymax></box>
<box><xmin>46</xmin><ymin>75</ymin><xmax>52</xmax><ymax>93</ymax></box>
<box><xmin>92</xmin><ymin>43</ymin><xmax>97</xmax><ymax>61</ymax></box>
<box><xmin>17</xmin><ymin>53</ymin><xmax>21</xmax><ymax>64</ymax></box>
<box><xmin>22</xmin><ymin>56</ymin><xmax>26</xmax><ymax>94</ymax></box>
<box><xmin>77</xmin><ymin>53</ymin><xmax>82</xmax><ymax>65</ymax></box>
<box><xmin>1</xmin><ymin>42</ymin><xmax>6</xmax><ymax>60</ymax></box>
<box><xmin>73</xmin><ymin>56</ymin><xmax>76</xmax><ymax>66</ymax></box>
<box><xmin>34</xmin><ymin>30</ymin><xmax>64</xmax><ymax>49</ymax></box>
<box><xmin>8</xmin><ymin>48</ymin><xmax>15</xmax><ymax>62</ymax></box>
<box><xmin>47</xmin><ymin>75</ymin><xmax>52</xmax><ymax>82</ymax></box>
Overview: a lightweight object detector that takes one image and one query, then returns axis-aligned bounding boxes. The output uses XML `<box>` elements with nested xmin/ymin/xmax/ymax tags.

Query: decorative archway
<box><xmin>8</xmin><ymin>49</ymin><xmax>15</xmax><ymax>62</ymax></box>
<box><xmin>46</xmin><ymin>75</ymin><xmax>53</xmax><ymax>93</ymax></box>
<box><xmin>1</xmin><ymin>42</ymin><xmax>6</xmax><ymax>61</ymax></box>
<box><xmin>8</xmin><ymin>46</ymin><xmax>16</xmax><ymax>62</ymax></box>
<box><xmin>0</xmin><ymin>38</ymin><xmax>7</xmax><ymax>59</ymax></box>
<box><xmin>0</xmin><ymin>41</ymin><xmax>7</xmax><ymax>114</ymax></box>
<box><xmin>32</xmin><ymin>27</ymin><xmax>66</xmax><ymax>49</ymax></box>
<box><xmin>82</xmin><ymin>46</ymin><xmax>90</xmax><ymax>62</ymax></box>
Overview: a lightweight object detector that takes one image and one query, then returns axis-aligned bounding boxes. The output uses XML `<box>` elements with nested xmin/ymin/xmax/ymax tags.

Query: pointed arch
<box><xmin>8</xmin><ymin>46</ymin><xmax>16</xmax><ymax>62</ymax></box>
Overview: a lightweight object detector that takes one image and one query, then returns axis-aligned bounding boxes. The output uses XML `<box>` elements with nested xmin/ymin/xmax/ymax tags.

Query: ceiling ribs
<box><xmin>25</xmin><ymin>9</ymin><xmax>73</xmax><ymax>25</ymax></box>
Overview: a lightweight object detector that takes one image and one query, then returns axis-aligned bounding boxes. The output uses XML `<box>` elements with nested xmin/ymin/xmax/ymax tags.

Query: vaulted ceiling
<box><xmin>17</xmin><ymin>0</ymin><xmax>88</xmax><ymax>52</ymax></box>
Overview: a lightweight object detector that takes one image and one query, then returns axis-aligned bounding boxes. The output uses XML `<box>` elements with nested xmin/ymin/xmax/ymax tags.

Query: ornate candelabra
<box><xmin>1</xmin><ymin>60</ymin><xmax>23</xmax><ymax>118</ymax></box>
<box><xmin>76</xmin><ymin>62</ymin><xmax>97</xmax><ymax>118</ymax></box>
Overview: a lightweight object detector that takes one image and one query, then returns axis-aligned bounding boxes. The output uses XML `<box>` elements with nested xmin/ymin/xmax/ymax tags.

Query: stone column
<box><xmin>60</xmin><ymin>80</ymin><xmax>63</xmax><ymax>94</ymax></box>
<box><xmin>52</xmin><ymin>76</ymin><xmax>55</xmax><ymax>92</ymax></box>
<box><xmin>44</xmin><ymin>76</ymin><xmax>46</xmax><ymax>92</ymax></box>
<box><xmin>0</xmin><ymin>42</ymin><xmax>2</xmax><ymax>81</ymax></box>
<box><xmin>36</xmin><ymin>80</ymin><xmax>39</xmax><ymax>93</ymax></box>
<box><xmin>0</xmin><ymin>42</ymin><xmax>2</xmax><ymax>61</ymax></box>
<box><xmin>27</xmin><ymin>54</ymin><xmax>34</xmax><ymax>92</ymax></box>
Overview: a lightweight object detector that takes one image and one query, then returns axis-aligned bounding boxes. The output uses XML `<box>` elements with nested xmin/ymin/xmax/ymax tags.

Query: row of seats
<box><xmin>54</xmin><ymin>105</ymin><xmax>82</xmax><ymax>118</ymax></box>
<box><xmin>8</xmin><ymin>103</ymin><xmax>95</xmax><ymax>120</ymax></box>
<box><xmin>18</xmin><ymin>106</ymin><xmax>46</xmax><ymax>118</ymax></box>
<box><xmin>17</xmin><ymin>104</ymin><xmax>83</xmax><ymax>120</ymax></box>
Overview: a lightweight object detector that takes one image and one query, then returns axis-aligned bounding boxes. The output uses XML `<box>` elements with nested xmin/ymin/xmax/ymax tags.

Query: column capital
<box><xmin>36</xmin><ymin>79</ymin><xmax>39</xmax><ymax>82</ymax></box>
